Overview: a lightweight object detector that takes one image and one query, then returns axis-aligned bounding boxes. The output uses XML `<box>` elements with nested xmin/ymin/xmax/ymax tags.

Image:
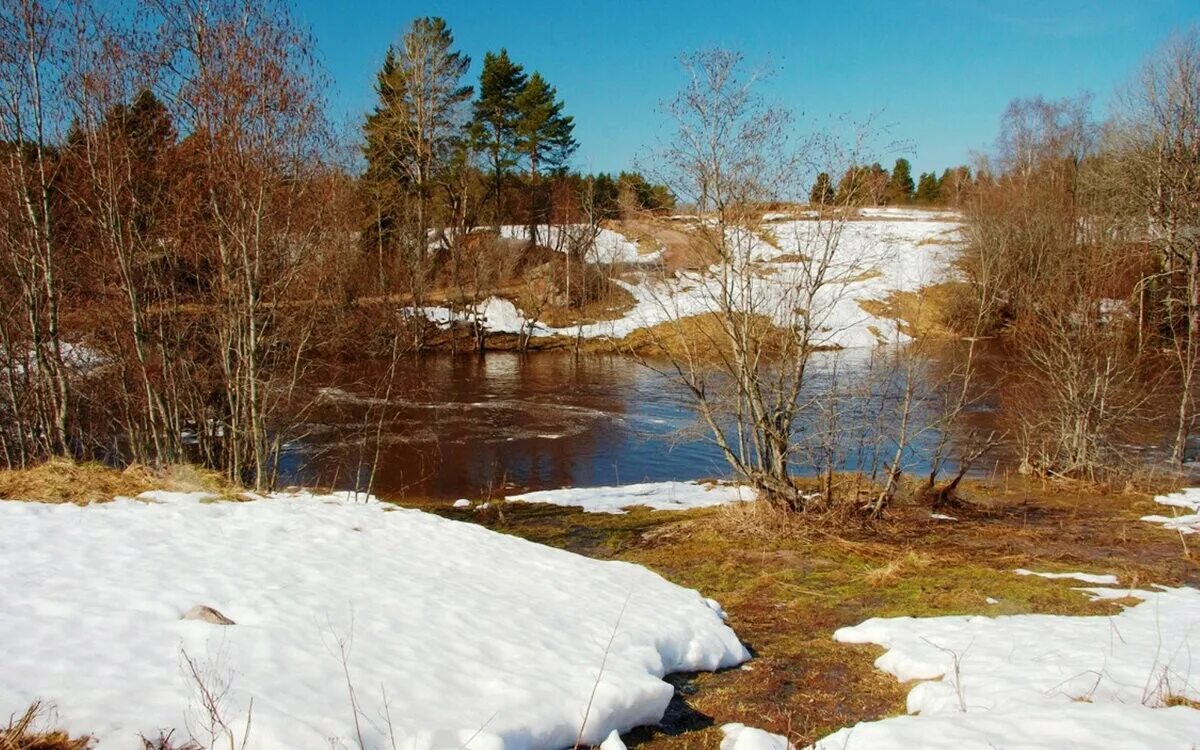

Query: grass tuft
<box><xmin>1</xmin><ymin>703</ymin><xmax>90</xmax><ymax>750</ymax></box>
<box><xmin>0</xmin><ymin>459</ymin><xmax>241</xmax><ymax>505</ymax></box>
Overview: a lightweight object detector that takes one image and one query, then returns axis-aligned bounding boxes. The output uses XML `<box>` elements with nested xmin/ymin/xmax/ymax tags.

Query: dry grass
<box><xmin>1</xmin><ymin>703</ymin><xmax>90</xmax><ymax>750</ymax></box>
<box><xmin>862</xmin><ymin>550</ymin><xmax>934</xmax><ymax>586</ymax></box>
<box><xmin>857</xmin><ymin>283</ymin><xmax>961</xmax><ymax>339</ymax></box>
<box><xmin>0</xmin><ymin>459</ymin><xmax>240</xmax><ymax>505</ymax></box>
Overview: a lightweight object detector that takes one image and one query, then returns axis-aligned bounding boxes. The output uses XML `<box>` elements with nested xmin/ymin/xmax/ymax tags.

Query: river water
<box><xmin>278</xmin><ymin>353</ymin><xmax>727</xmax><ymax>500</ymax></box>
<box><xmin>277</xmin><ymin>350</ymin><xmax>1006</xmax><ymax>501</ymax></box>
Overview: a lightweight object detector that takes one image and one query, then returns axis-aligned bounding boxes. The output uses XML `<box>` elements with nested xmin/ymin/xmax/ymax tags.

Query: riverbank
<box><xmin>2</xmin><ymin>463</ymin><xmax>1197</xmax><ymax>747</ymax></box>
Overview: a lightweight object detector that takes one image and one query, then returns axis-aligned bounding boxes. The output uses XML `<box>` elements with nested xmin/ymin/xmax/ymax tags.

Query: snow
<box><xmin>600</xmin><ymin>729</ymin><xmax>627</xmax><ymax>750</ymax></box>
<box><xmin>721</xmin><ymin>723</ymin><xmax>793</xmax><ymax>750</ymax></box>
<box><xmin>930</xmin><ymin>513</ymin><xmax>957</xmax><ymax>521</ymax></box>
<box><xmin>412</xmin><ymin>215</ymin><xmax>962</xmax><ymax>350</ymax></box>
<box><xmin>506</xmin><ymin>481</ymin><xmax>756</xmax><ymax>515</ymax></box>
<box><xmin>812</xmin><ymin>585</ymin><xmax>1200</xmax><ymax>749</ymax></box>
<box><xmin>857</xmin><ymin>206</ymin><xmax>962</xmax><ymax>221</ymax></box>
<box><xmin>1013</xmin><ymin>568</ymin><xmax>1120</xmax><ymax>585</ymax></box>
<box><xmin>453</xmin><ymin>498</ymin><xmax>472</xmax><ymax>509</ymax></box>
<box><xmin>499</xmin><ymin>225</ymin><xmax>663</xmax><ymax>265</ymax></box>
<box><xmin>0</xmin><ymin>491</ymin><xmax>749</xmax><ymax>749</ymax></box>
<box><xmin>1142</xmin><ymin>487</ymin><xmax>1200</xmax><ymax>535</ymax></box>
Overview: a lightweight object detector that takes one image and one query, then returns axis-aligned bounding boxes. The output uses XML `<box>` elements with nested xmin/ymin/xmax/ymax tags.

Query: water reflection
<box><xmin>280</xmin><ymin>353</ymin><xmax>729</xmax><ymax>499</ymax></box>
<box><xmin>278</xmin><ymin>350</ymin><xmax>988</xmax><ymax>501</ymax></box>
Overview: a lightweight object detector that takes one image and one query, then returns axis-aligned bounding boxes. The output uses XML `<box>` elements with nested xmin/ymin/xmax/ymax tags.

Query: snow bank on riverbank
<box><xmin>813</xmin><ymin>585</ymin><xmax>1200</xmax><ymax>749</ymax></box>
<box><xmin>0</xmin><ymin>491</ymin><xmax>748</xmax><ymax>749</ymax></box>
<box><xmin>507</xmin><ymin>481</ymin><xmax>755</xmax><ymax>514</ymax></box>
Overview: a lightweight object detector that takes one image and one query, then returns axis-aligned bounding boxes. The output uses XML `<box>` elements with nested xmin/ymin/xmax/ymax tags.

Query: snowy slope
<box><xmin>0</xmin><ymin>492</ymin><xmax>748</xmax><ymax>750</ymax></box>
<box><xmin>499</xmin><ymin>225</ymin><xmax>663</xmax><ymax>264</ymax></box>
<box><xmin>431</xmin><ymin>214</ymin><xmax>961</xmax><ymax>349</ymax></box>
<box><xmin>812</xmin><ymin>586</ymin><xmax>1200</xmax><ymax>748</ymax></box>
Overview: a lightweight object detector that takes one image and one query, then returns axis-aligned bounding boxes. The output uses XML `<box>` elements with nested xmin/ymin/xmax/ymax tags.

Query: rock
<box><xmin>182</xmin><ymin>605</ymin><xmax>235</xmax><ymax>625</ymax></box>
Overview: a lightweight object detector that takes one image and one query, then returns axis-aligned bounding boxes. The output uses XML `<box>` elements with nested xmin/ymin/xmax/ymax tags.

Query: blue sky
<box><xmin>293</xmin><ymin>0</ymin><xmax>1197</xmax><ymax>177</ymax></box>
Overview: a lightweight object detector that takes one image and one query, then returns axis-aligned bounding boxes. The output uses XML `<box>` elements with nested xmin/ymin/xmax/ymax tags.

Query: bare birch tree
<box><xmin>642</xmin><ymin>50</ymin><xmax>880</xmax><ymax>511</ymax></box>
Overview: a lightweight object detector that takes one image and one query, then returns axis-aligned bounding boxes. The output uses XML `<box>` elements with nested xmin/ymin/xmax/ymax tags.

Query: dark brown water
<box><xmin>277</xmin><ymin>350</ymin><xmax>1007</xmax><ymax>501</ymax></box>
<box><xmin>278</xmin><ymin>353</ymin><xmax>729</xmax><ymax>500</ymax></box>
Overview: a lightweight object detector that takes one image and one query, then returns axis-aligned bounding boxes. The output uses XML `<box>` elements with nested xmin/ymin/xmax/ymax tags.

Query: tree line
<box><xmin>810</xmin><ymin>158</ymin><xmax>975</xmax><ymax>207</ymax></box>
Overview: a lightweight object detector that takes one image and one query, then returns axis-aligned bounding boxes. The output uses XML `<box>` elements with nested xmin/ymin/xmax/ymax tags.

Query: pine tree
<box><xmin>514</xmin><ymin>72</ymin><xmax>577</xmax><ymax>243</ymax></box>
<box><xmin>915</xmin><ymin>171</ymin><xmax>941</xmax><ymax>203</ymax></box>
<box><xmin>515</xmin><ymin>72</ymin><xmax>577</xmax><ymax>178</ymax></box>
<box><xmin>809</xmin><ymin>171</ymin><xmax>834</xmax><ymax>205</ymax></box>
<box><xmin>471</xmin><ymin>49</ymin><xmax>526</xmax><ymax>226</ymax></box>
<box><xmin>835</xmin><ymin>165</ymin><xmax>866</xmax><ymax>205</ymax></box>
<box><xmin>887</xmin><ymin>158</ymin><xmax>914</xmax><ymax>203</ymax></box>
<box><xmin>362</xmin><ymin>17</ymin><xmax>471</xmax><ymax>282</ymax></box>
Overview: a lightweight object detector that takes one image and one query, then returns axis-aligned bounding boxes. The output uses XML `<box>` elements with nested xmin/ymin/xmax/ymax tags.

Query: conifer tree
<box><xmin>515</xmin><ymin>73</ymin><xmax>577</xmax><ymax>178</ymax></box>
<box><xmin>514</xmin><ymin>72</ymin><xmax>577</xmax><ymax>242</ymax></box>
<box><xmin>363</xmin><ymin>17</ymin><xmax>471</xmax><ymax>272</ymax></box>
<box><xmin>471</xmin><ymin>49</ymin><xmax>526</xmax><ymax>226</ymax></box>
<box><xmin>887</xmin><ymin>158</ymin><xmax>915</xmax><ymax>203</ymax></box>
<box><xmin>810</xmin><ymin>171</ymin><xmax>834</xmax><ymax>204</ymax></box>
<box><xmin>915</xmin><ymin>171</ymin><xmax>942</xmax><ymax>203</ymax></box>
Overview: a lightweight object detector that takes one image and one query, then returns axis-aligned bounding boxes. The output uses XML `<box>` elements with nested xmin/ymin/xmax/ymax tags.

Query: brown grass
<box><xmin>1</xmin><ymin>703</ymin><xmax>90</xmax><ymax>750</ymax></box>
<box><xmin>858</xmin><ymin>282</ymin><xmax>961</xmax><ymax>339</ymax></box>
<box><xmin>0</xmin><ymin>459</ymin><xmax>240</xmax><ymax>504</ymax></box>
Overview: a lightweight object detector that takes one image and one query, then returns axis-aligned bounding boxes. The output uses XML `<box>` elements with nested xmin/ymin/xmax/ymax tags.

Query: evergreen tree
<box><xmin>514</xmin><ymin>72</ymin><xmax>577</xmax><ymax>241</ymax></box>
<box><xmin>835</xmin><ymin>165</ymin><xmax>867</xmax><ymax>205</ymax></box>
<box><xmin>939</xmin><ymin>165</ymin><xmax>972</xmax><ymax>206</ymax></box>
<box><xmin>809</xmin><ymin>171</ymin><xmax>834</xmax><ymax>204</ymax></box>
<box><xmin>471</xmin><ymin>49</ymin><xmax>526</xmax><ymax>226</ymax></box>
<box><xmin>887</xmin><ymin>158</ymin><xmax>915</xmax><ymax>203</ymax></box>
<box><xmin>514</xmin><ymin>72</ymin><xmax>577</xmax><ymax>177</ymax></box>
<box><xmin>915</xmin><ymin>171</ymin><xmax>941</xmax><ymax>203</ymax></box>
<box><xmin>866</xmin><ymin>162</ymin><xmax>890</xmax><ymax>205</ymax></box>
<box><xmin>362</xmin><ymin>17</ymin><xmax>471</xmax><ymax>277</ymax></box>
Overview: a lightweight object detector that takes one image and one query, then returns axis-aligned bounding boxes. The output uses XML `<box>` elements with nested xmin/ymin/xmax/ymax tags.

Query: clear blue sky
<box><xmin>293</xmin><ymin>0</ymin><xmax>1198</xmax><ymax>177</ymax></box>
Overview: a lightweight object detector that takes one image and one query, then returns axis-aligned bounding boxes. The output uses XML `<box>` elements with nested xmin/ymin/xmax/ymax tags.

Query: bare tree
<box><xmin>156</xmin><ymin>0</ymin><xmax>338</xmax><ymax>489</ymax></box>
<box><xmin>1110</xmin><ymin>29</ymin><xmax>1200</xmax><ymax>463</ymax></box>
<box><xmin>0</xmin><ymin>0</ymin><xmax>74</xmax><ymax>460</ymax></box>
<box><xmin>641</xmin><ymin>49</ymin><xmax>881</xmax><ymax>512</ymax></box>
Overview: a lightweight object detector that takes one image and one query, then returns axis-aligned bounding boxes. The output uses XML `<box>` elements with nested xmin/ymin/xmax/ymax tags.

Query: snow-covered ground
<box><xmin>499</xmin><ymin>225</ymin><xmax>663</xmax><ymax>265</ymax></box>
<box><xmin>1142</xmin><ymin>487</ymin><xmax>1200</xmax><ymax>535</ymax></box>
<box><xmin>812</xmin><ymin>585</ymin><xmax>1200</xmax><ymax>749</ymax></box>
<box><xmin>0</xmin><ymin>491</ymin><xmax>748</xmax><ymax>749</ymax></box>
<box><xmin>426</xmin><ymin>213</ymin><xmax>961</xmax><ymax>349</ymax></box>
<box><xmin>507</xmin><ymin>481</ymin><xmax>755</xmax><ymax>514</ymax></box>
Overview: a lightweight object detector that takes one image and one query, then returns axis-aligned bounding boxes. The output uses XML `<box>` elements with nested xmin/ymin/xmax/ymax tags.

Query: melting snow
<box><xmin>0</xmin><ymin>491</ymin><xmax>748</xmax><ymax>749</ymax></box>
<box><xmin>415</xmin><ymin>214</ymin><xmax>962</xmax><ymax>350</ymax></box>
<box><xmin>721</xmin><ymin>723</ymin><xmax>794</xmax><ymax>750</ymax></box>
<box><xmin>1142</xmin><ymin>488</ymin><xmax>1200</xmax><ymax>535</ymax></box>
<box><xmin>506</xmin><ymin>481</ymin><xmax>756</xmax><ymax>514</ymax></box>
<box><xmin>1013</xmin><ymin>568</ymin><xmax>1120</xmax><ymax>585</ymax></box>
<box><xmin>812</xmin><ymin>585</ymin><xmax>1200</xmax><ymax>749</ymax></box>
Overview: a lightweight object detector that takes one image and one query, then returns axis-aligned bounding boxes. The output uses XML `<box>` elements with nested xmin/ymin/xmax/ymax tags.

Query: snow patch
<box><xmin>0</xmin><ymin>491</ymin><xmax>749</xmax><ymax>749</ymax></box>
<box><xmin>813</xmin><ymin>585</ymin><xmax>1200</xmax><ymax>749</ymax></box>
<box><xmin>507</xmin><ymin>481</ymin><xmax>756</xmax><ymax>515</ymax></box>
<box><xmin>1014</xmin><ymin>568</ymin><xmax>1120</xmax><ymax>585</ymax></box>
<box><xmin>1143</xmin><ymin>488</ymin><xmax>1200</xmax><ymax>535</ymax></box>
<box><xmin>721</xmin><ymin>723</ymin><xmax>793</xmax><ymax>750</ymax></box>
